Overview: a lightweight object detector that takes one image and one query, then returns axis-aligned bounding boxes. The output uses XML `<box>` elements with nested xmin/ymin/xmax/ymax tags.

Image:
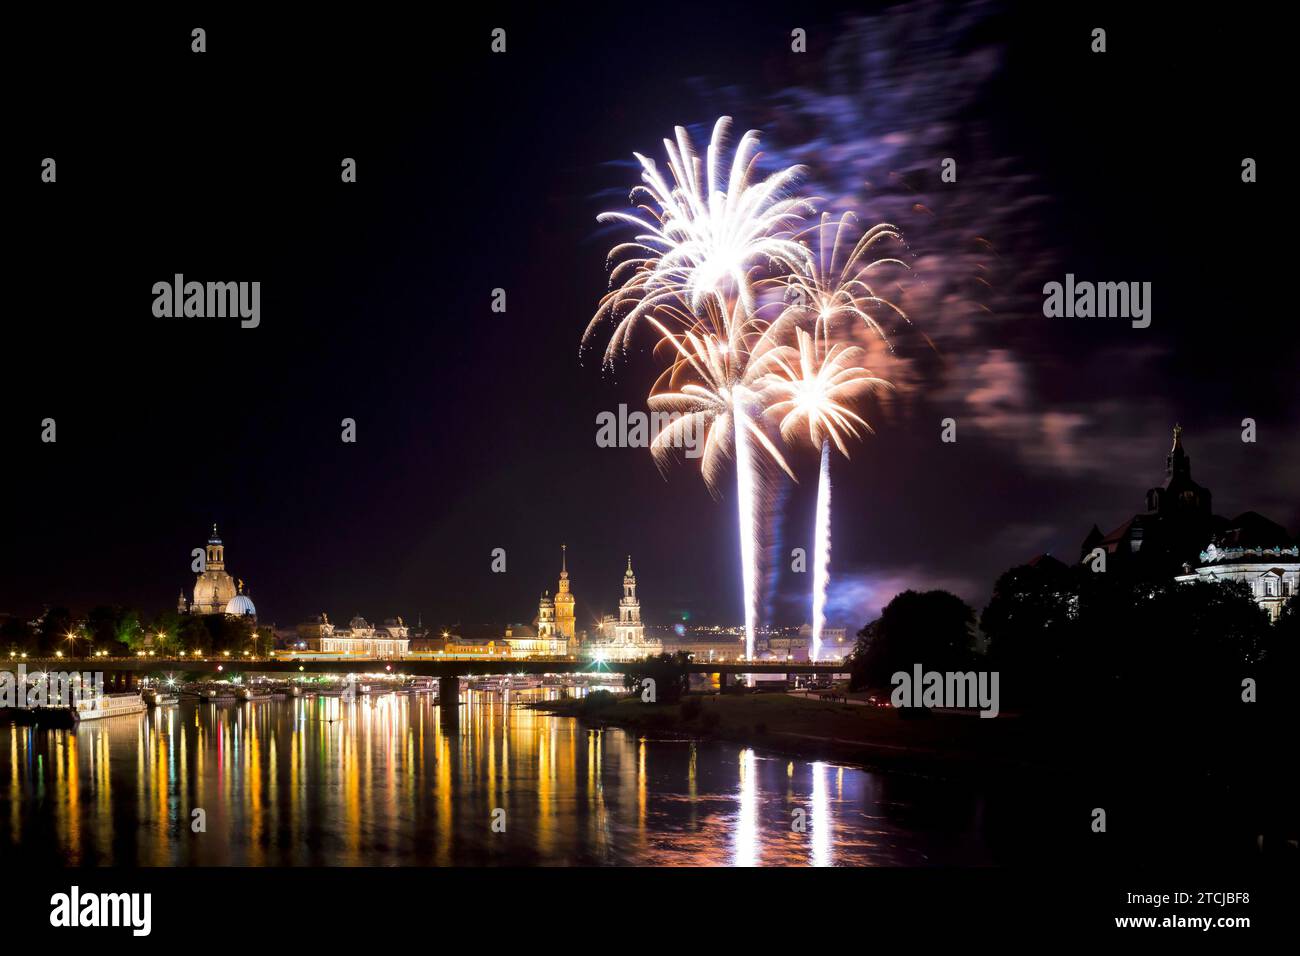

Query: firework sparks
<box><xmin>760</xmin><ymin>324</ymin><xmax>889</xmax><ymax>456</ymax></box>
<box><xmin>583</xmin><ymin>116</ymin><xmax>816</xmax><ymax>367</ymax></box>
<box><xmin>786</xmin><ymin>211</ymin><xmax>910</xmax><ymax>345</ymax></box>
<box><xmin>647</xmin><ymin>325</ymin><xmax>795</xmax><ymax>495</ymax></box>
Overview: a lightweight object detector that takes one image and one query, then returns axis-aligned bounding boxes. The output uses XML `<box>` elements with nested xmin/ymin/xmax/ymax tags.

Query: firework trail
<box><xmin>812</xmin><ymin>440</ymin><xmax>832</xmax><ymax>663</ymax></box>
<box><xmin>589</xmin><ymin>117</ymin><xmax>816</xmax><ymax>667</ymax></box>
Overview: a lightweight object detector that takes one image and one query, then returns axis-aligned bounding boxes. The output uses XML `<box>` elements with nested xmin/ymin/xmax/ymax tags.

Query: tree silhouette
<box><xmin>850</xmin><ymin>589</ymin><xmax>976</xmax><ymax>690</ymax></box>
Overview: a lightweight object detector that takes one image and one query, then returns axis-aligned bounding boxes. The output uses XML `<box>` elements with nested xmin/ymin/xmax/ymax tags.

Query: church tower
<box><xmin>191</xmin><ymin>523</ymin><xmax>238</xmax><ymax>615</ymax></box>
<box><xmin>615</xmin><ymin>556</ymin><xmax>644</xmax><ymax>643</ymax></box>
<box><xmin>538</xmin><ymin>591</ymin><xmax>556</xmax><ymax>639</ymax></box>
<box><xmin>207</xmin><ymin>524</ymin><xmax>226</xmax><ymax>570</ymax></box>
<box><xmin>1145</xmin><ymin>424</ymin><xmax>1211</xmax><ymax>518</ymax></box>
<box><xmin>554</xmin><ymin>545</ymin><xmax>576</xmax><ymax>641</ymax></box>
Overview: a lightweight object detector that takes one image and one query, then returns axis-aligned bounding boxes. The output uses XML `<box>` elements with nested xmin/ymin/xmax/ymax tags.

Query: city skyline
<box><xmin>3</xmin><ymin>421</ymin><xmax>1293</xmax><ymax>637</ymax></box>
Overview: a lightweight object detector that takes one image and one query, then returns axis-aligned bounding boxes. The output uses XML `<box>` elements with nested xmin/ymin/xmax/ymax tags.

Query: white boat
<box><xmin>142</xmin><ymin>690</ymin><xmax>178</xmax><ymax>707</ymax></box>
<box><xmin>35</xmin><ymin>693</ymin><xmax>146</xmax><ymax>726</ymax></box>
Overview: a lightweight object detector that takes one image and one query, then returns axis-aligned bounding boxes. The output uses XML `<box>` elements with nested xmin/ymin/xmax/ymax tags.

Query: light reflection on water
<box><xmin>1</xmin><ymin>690</ymin><xmax>996</xmax><ymax>866</ymax></box>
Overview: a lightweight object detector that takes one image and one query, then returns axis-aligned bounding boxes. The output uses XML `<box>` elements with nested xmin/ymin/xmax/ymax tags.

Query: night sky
<box><xmin>3</xmin><ymin>3</ymin><xmax>1291</xmax><ymax>633</ymax></box>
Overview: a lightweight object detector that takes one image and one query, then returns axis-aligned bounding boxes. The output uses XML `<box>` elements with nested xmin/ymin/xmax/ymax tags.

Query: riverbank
<box><xmin>529</xmin><ymin>692</ymin><xmax>1052</xmax><ymax>781</ymax></box>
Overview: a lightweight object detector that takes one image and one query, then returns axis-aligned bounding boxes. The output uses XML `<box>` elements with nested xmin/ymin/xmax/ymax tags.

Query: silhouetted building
<box><xmin>1082</xmin><ymin>425</ymin><xmax>1297</xmax><ymax>618</ymax></box>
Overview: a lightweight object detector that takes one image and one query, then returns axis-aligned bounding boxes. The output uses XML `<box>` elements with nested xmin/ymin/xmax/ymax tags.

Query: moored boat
<box><xmin>34</xmin><ymin>692</ymin><xmax>146</xmax><ymax>727</ymax></box>
<box><xmin>197</xmin><ymin>686</ymin><xmax>239</xmax><ymax>701</ymax></box>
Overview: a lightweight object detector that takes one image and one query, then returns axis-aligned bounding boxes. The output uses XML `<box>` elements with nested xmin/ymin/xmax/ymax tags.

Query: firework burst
<box><xmin>760</xmin><ymin>324</ymin><xmax>890</xmax><ymax>455</ymax></box>
<box><xmin>583</xmin><ymin>116</ymin><xmax>815</xmax><ymax>367</ymax></box>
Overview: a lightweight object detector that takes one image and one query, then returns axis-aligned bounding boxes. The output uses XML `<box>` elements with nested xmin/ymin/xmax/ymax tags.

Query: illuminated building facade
<box><xmin>1175</xmin><ymin>515</ymin><xmax>1299</xmax><ymax>621</ymax></box>
<box><xmin>295</xmin><ymin>614</ymin><xmax>410</xmax><ymax>657</ymax></box>
<box><xmin>440</xmin><ymin>639</ymin><xmax>512</xmax><ymax>658</ymax></box>
<box><xmin>503</xmin><ymin>624</ymin><xmax>568</xmax><ymax>657</ymax></box>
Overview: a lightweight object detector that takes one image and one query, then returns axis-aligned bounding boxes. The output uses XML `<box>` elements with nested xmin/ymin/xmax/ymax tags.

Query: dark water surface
<box><xmin>2</xmin><ymin>690</ymin><xmax>1002</xmax><ymax>866</ymax></box>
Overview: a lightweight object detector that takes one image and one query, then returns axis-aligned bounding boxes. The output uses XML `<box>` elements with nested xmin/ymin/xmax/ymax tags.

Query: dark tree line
<box><xmin>848</xmin><ymin>564</ymin><xmax>1291</xmax><ymax>716</ymax></box>
<box><xmin>1</xmin><ymin>605</ymin><xmax>273</xmax><ymax>657</ymax></box>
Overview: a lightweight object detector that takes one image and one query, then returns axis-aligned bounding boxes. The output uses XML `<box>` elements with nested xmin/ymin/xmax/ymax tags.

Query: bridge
<box><xmin>36</xmin><ymin>656</ymin><xmax>847</xmax><ymax>678</ymax></box>
<box><xmin>17</xmin><ymin>655</ymin><xmax>849</xmax><ymax>723</ymax></box>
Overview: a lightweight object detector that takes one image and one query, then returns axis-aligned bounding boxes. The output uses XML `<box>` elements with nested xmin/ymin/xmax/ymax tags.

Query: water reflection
<box><xmin>1</xmin><ymin>690</ymin><xmax>995</xmax><ymax>866</ymax></box>
<box><xmin>811</xmin><ymin>761</ymin><xmax>830</xmax><ymax>867</ymax></box>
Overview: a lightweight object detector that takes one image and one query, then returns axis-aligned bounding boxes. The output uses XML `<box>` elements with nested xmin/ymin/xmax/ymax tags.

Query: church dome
<box><xmin>193</xmin><ymin>570</ymin><xmax>237</xmax><ymax>614</ymax></box>
<box><xmin>225</xmin><ymin>594</ymin><xmax>257</xmax><ymax>617</ymax></box>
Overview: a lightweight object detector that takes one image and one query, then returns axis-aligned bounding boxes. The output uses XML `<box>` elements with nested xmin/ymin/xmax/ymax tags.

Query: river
<box><xmin>1</xmin><ymin>689</ymin><xmax>1002</xmax><ymax>866</ymax></box>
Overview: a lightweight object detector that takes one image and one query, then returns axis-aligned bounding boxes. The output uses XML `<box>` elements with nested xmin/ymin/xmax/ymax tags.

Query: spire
<box><xmin>1166</xmin><ymin>423</ymin><xmax>1191</xmax><ymax>480</ymax></box>
<box><xmin>561</xmin><ymin>543</ymin><xmax>567</xmax><ymax>574</ymax></box>
<box><xmin>626</xmin><ymin>554</ymin><xmax>633</xmax><ymax>576</ymax></box>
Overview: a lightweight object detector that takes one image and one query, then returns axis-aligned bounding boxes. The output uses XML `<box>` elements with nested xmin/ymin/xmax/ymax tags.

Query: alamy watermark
<box><xmin>0</xmin><ymin>666</ymin><xmax>104</xmax><ymax>709</ymax></box>
<box><xmin>50</xmin><ymin>886</ymin><xmax>151</xmax><ymax>937</ymax></box>
<box><xmin>1042</xmin><ymin>274</ymin><xmax>1151</xmax><ymax>328</ymax></box>
<box><xmin>890</xmin><ymin>665</ymin><xmax>1000</xmax><ymax>718</ymax></box>
<box><xmin>152</xmin><ymin>275</ymin><xmax>260</xmax><ymax>328</ymax></box>
<box><xmin>595</xmin><ymin>403</ymin><xmax>703</xmax><ymax>458</ymax></box>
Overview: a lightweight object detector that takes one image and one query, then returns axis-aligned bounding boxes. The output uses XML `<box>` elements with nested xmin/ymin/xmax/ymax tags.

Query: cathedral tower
<box><xmin>615</xmin><ymin>555</ymin><xmax>644</xmax><ymax>643</ymax></box>
<box><xmin>554</xmin><ymin>544</ymin><xmax>576</xmax><ymax>640</ymax></box>
<box><xmin>537</xmin><ymin>591</ymin><xmax>556</xmax><ymax>639</ymax></box>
